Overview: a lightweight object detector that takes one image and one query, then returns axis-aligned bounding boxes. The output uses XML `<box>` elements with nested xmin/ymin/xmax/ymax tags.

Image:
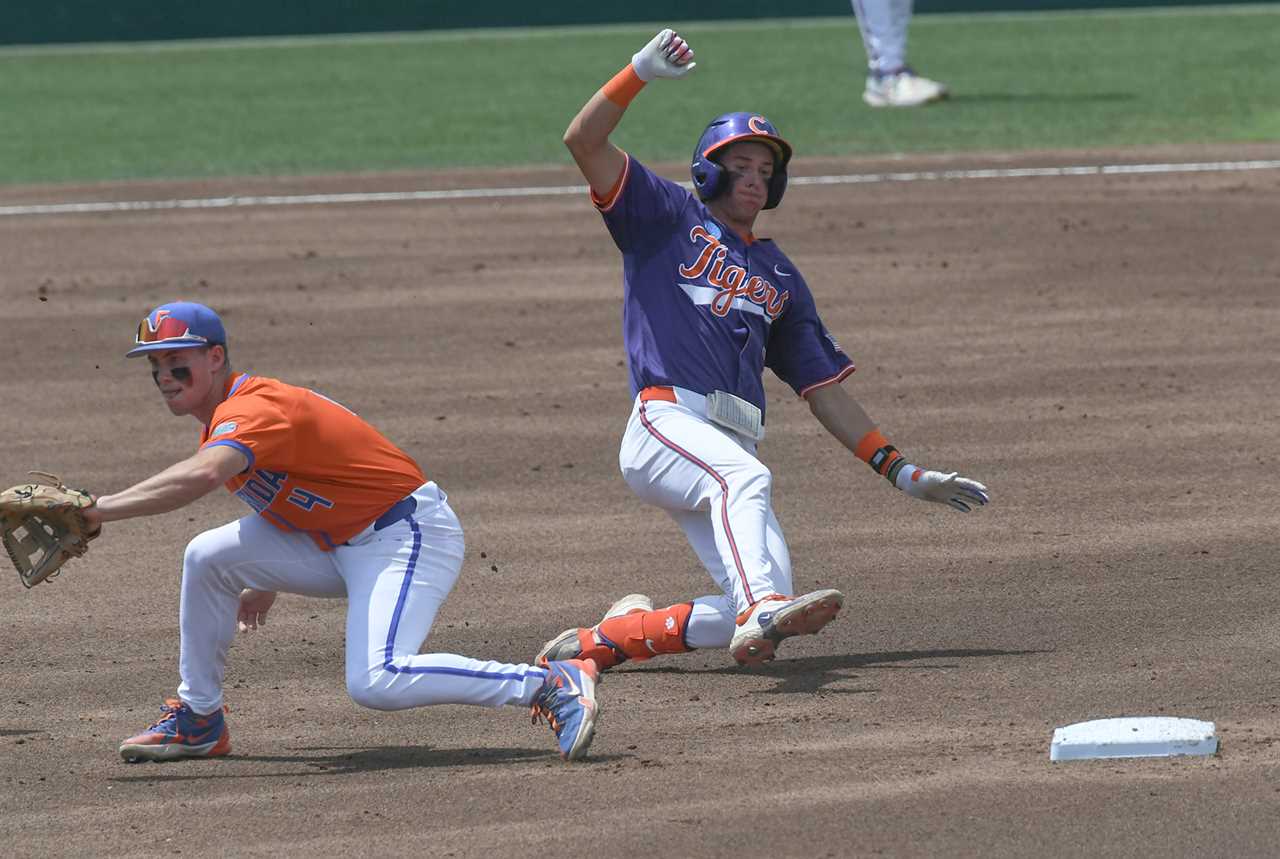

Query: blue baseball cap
<box><xmin>127</xmin><ymin>301</ymin><xmax>228</xmax><ymax>358</ymax></box>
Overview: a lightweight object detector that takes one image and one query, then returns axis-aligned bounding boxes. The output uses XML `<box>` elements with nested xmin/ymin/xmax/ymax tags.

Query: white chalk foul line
<box><xmin>793</xmin><ymin>159</ymin><xmax>1280</xmax><ymax>185</ymax></box>
<box><xmin>1</xmin><ymin>159</ymin><xmax>1277</xmax><ymax>218</ymax></box>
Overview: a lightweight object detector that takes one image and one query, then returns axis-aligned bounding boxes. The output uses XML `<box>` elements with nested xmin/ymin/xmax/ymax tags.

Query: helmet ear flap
<box><xmin>763</xmin><ymin>169</ymin><xmax>788</xmax><ymax>210</ymax></box>
<box><xmin>691</xmin><ymin>156</ymin><xmax>726</xmax><ymax>203</ymax></box>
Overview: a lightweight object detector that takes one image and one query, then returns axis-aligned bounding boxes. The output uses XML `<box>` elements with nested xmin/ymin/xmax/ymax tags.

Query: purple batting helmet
<box><xmin>690</xmin><ymin>112</ymin><xmax>793</xmax><ymax>210</ymax></box>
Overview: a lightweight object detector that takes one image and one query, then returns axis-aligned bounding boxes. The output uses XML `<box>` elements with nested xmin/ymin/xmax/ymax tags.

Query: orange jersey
<box><xmin>200</xmin><ymin>374</ymin><xmax>426</xmax><ymax>550</ymax></box>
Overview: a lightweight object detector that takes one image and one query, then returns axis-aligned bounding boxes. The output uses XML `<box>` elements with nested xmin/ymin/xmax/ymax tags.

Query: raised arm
<box><xmin>563</xmin><ymin>29</ymin><xmax>696</xmax><ymax>197</ymax></box>
<box><xmin>806</xmin><ymin>383</ymin><xmax>990</xmax><ymax>513</ymax></box>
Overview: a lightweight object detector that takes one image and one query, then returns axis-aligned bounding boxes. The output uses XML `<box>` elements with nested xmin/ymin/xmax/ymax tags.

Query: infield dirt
<box><xmin>2</xmin><ymin>144</ymin><xmax>1279</xmax><ymax>857</ymax></box>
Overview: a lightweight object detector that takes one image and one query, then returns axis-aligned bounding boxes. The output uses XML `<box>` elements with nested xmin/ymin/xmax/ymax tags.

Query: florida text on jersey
<box><xmin>200</xmin><ymin>374</ymin><xmax>424</xmax><ymax>549</ymax></box>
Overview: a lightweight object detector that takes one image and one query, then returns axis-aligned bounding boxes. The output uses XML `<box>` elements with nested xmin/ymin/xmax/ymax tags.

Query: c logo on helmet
<box><xmin>747</xmin><ymin>115</ymin><xmax>772</xmax><ymax>134</ymax></box>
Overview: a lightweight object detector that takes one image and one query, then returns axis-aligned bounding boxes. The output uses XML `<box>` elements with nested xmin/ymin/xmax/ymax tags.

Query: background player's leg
<box><xmin>856</xmin><ymin>0</ymin><xmax>944</xmax><ymax>107</ymax></box>
<box><xmin>621</xmin><ymin>399</ymin><xmax>780</xmax><ymax>613</ymax></box>
<box><xmin>340</xmin><ymin>484</ymin><xmax>548</xmax><ymax>710</ymax></box>
<box><xmin>178</xmin><ymin>515</ymin><xmax>346</xmax><ymax>714</ymax></box>
<box><xmin>852</xmin><ymin>0</ymin><xmax>904</xmax><ymax>75</ymax></box>
<box><xmin>890</xmin><ymin>0</ymin><xmax>915</xmax><ymax>69</ymax></box>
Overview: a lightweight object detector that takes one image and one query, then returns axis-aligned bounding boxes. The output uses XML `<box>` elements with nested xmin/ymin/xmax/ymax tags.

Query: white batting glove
<box><xmin>631</xmin><ymin>29</ymin><xmax>696</xmax><ymax>82</ymax></box>
<box><xmin>894</xmin><ymin>466</ymin><xmax>990</xmax><ymax>513</ymax></box>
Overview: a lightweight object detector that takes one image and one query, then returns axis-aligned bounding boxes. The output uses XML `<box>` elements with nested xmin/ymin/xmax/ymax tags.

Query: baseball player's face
<box><xmin>148</xmin><ymin>347</ymin><xmax>220</xmax><ymax>416</ymax></box>
<box><xmin>715</xmin><ymin>141</ymin><xmax>775</xmax><ymax>224</ymax></box>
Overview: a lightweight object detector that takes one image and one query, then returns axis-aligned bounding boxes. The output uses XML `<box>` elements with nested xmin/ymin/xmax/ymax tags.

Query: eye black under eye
<box><xmin>152</xmin><ymin>366</ymin><xmax>192</xmax><ymax>385</ymax></box>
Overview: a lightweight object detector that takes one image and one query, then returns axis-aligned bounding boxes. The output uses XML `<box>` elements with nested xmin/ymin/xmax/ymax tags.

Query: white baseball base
<box><xmin>1049</xmin><ymin>716</ymin><xmax>1218</xmax><ymax>761</ymax></box>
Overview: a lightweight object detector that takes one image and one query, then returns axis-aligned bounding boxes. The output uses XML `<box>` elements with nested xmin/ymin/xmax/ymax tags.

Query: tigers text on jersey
<box><xmin>200</xmin><ymin>374</ymin><xmax>426</xmax><ymax>550</ymax></box>
<box><xmin>595</xmin><ymin>154</ymin><xmax>854</xmax><ymax>418</ymax></box>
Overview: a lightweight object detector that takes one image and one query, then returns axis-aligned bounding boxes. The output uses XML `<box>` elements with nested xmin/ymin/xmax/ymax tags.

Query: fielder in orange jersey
<box><xmin>81</xmin><ymin>302</ymin><xmax>599</xmax><ymax>763</ymax></box>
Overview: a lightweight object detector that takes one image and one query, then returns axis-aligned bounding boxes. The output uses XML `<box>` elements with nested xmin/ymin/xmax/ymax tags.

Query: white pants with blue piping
<box><xmin>176</xmin><ymin>482</ymin><xmax>548</xmax><ymax>715</ymax></box>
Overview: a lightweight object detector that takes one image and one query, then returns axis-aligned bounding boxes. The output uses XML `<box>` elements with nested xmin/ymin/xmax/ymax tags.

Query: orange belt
<box><xmin>640</xmin><ymin>386</ymin><xmax>677</xmax><ymax>403</ymax></box>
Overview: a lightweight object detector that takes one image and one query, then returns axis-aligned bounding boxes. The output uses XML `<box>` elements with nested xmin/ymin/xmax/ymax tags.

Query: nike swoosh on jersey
<box><xmin>773</xmin><ymin>265</ymin><xmax>793</xmax><ymax>277</ymax></box>
<box><xmin>677</xmin><ymin>282</ymin><xmax>774</xmax><ymax>322</ymax></box>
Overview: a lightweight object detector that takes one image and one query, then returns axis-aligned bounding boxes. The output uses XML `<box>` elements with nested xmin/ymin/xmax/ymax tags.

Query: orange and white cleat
<box><xmin>730</xmin><ymin>589</ymin><xmax>844</xmax><ymax>666</ymax></box>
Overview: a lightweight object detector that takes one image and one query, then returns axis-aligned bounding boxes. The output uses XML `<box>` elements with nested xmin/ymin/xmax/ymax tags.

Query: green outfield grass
<box><xmin>1</xmin><ymin>6</ymin><xmax>1277</xmax><ymax>185</ymax></box>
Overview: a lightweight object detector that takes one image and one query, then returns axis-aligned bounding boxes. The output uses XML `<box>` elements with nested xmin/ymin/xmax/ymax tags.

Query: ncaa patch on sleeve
<box><xmin>210</xmin><ymin>421</ymin><xmax>238</xmax><ymax>437</ymax></box>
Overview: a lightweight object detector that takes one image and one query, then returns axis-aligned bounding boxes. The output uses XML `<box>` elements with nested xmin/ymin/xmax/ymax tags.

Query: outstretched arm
<box><xmin>563</xmin><ymin>29</ymin><xmax>695</xmax><ymax>197</ymax></box>
<box><xmin>806</xmin><ymin>384</ymin><xmax>990</xmax><ymax>512</ymax></box>
<box><xmin>83</xmin><ymin>444</ymin><xmax>248</xmax><ymax>528</ymax></box>
<box><xmin>805</xmin><ymin>382</ymin><xmax>877</xmax><ymax>450</ymax></box>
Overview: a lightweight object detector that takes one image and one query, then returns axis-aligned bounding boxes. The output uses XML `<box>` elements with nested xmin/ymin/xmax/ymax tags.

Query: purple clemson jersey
<box><xmin>595</xmin><ymin>154</ymin><xmax>854</xmax><ymax>420</ymax></box>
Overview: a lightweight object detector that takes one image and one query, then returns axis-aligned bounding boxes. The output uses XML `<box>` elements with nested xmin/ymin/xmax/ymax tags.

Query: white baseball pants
<box><xmin>619</xmin><ymin>389</ymin><xmax>795</xmax><ymax>649</ymax></box>
<box><xmin>852</xmin><ymin>0</ymin><xmax>915</xmax><ymax>75</ymax></box>
<box><xmin>176</xmin><ymin>482</ymin><xmax>548</xmax><ymax>715</ymax></box>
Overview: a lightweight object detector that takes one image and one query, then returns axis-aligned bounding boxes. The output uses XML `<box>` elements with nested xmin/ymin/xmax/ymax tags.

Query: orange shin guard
<box><xmin>596</xmin><ymin>602</ymin><xmax>693</xmax><ymax>662</ymax></box>
<box><xmin>564</xmin><ymin>628</ymin><xmax>625</xmax><ymax>671</ymax></box>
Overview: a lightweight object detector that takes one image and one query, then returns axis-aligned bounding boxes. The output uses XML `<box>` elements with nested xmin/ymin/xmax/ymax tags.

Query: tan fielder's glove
<box><xmin>0</xmin><ymin>472</ymin><xmax>98</xmax><ymax>588</ymax></box>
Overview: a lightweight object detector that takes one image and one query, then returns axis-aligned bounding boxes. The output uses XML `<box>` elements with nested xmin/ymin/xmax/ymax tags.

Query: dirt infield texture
<box><xmin>2</xmin><ymin>144</ymin><xmax>1279</xmax><ymax>857</ymax></box>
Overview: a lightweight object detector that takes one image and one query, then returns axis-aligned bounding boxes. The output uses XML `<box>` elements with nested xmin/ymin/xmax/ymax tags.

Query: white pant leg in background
<box><xmin>176</xmin><ymin>482</ymin><xmax>547</xmax><ymax>716</ymax></box>
<box><xmin>620</xmin><ymin>394</ymin><xmax>791</xmax><ymax>617</ymax></box>
<box><xmin>852</xmin><ymin>0</ymin><xmax>914</xmax><ymax>74</ymax></box>
<box><xmin>339</xmin><ymin>483</ymin><xmax>547</xmax><ymax>710</ymax></box>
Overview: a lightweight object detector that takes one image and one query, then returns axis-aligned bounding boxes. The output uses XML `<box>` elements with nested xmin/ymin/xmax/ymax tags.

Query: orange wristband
<box><xmin>855</xmin><ymin>428</ymin><xmax>906</xmax><ymax>482</ymax></box>
<box><xmin>602</xmin><ymin>65</ymin><xmax>646</xmax><ymax>107</ymax></box>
